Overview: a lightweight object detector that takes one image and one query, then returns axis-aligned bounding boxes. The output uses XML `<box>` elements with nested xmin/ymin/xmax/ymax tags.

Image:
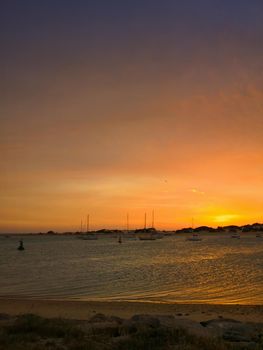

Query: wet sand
<box><xmin>0</xmin><ymin>298</ymin><xmax>262</xmax><ymax>323</ymax></box>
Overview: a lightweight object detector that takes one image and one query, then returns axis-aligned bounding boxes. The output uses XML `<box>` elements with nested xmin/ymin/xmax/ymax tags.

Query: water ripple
<box><xmin>0</xmin><ymin>234</ymin><xmax>262</xmax><ymax>304</ymax></box>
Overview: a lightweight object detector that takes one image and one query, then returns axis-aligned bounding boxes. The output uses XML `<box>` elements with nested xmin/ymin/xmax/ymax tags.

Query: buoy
<box><xmin>17</xmin><ymin>240</ymin><xmax>25</xmax><ymax>251</ymax></box>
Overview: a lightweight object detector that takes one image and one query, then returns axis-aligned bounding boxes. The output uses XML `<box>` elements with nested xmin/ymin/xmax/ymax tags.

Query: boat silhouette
<box><xmin>186</xmin><ymin>233</ymin><xmax>202</xmax><ymax>241</ymax></box>
<box><xmin>17</xmin><ymin>240</ymin><xmax>25</xmax><ymax>251</ymax></box>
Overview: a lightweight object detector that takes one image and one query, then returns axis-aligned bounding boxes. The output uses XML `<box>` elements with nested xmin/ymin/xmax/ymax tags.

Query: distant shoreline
<box><xmin>1</xmin><ymin>230</ymin><xmax>263</xmax><ymax>237</ymax></box>
<box><xmin>1</xmin><ymin>222</ymin><xmax>263</xmax><ymax>235</ymax></box>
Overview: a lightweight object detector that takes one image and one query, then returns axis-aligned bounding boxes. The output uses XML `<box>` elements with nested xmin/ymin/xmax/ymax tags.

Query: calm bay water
<box><xmin>0</xmin><ymin>234</ymin><xmax>262</xmax><ymax>304</ymax></box>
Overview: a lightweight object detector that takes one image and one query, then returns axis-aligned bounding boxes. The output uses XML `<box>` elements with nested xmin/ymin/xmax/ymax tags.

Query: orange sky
<box><xmin>1</xmin><ymin>1</ymin><xmax>263</xmax><ymax>232</ymax></box>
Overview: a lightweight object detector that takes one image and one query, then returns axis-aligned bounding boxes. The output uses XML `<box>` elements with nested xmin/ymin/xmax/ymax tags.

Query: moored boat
<box><xmin>231</xmin><ymin>232</ymin><xmax>240</xmax><ymax>239</ymax></box>
<box><xmin>186</xmin><ymin>233</ymin><xmax>202</xmax><ymax>241</ymax></box>
<box><xmin>139</xmin><ymin>234</ymin><xmax>157</xmax><ymax>241</ymax></box>
<box><xmin>77</xmin><ymin>234</ymin><xmax>97</xmax><ymax>240</ymax></box>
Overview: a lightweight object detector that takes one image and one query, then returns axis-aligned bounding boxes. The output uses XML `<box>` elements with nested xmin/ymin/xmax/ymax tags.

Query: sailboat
<box><xmin>187</xmin><ymin>233</ymin><xmax>202</xmax><ymax>241</ymax></box>
<box><xmin>231</xmin><ymin>232</ymin><xmax>240</xmax><ymax>239</ymax></box>
<box><xmin>79</xmin><ymin>234</ymin><xmax>98</xmax><ymax>240</ymax></box>
<box><xmin>77</xmin><ymin>215</ymin><xmax>98</xmax><ymax>240</ymax></box>
<box><xmin>126</xmin><ymin>213</ymin><xmax>137</xmax><ymax>240</ymax></box>
<box><xmin>138</xmin><ymin>211</ymin><xmax>162</xmax><ymax>240</ymax></box>
<box><xmin>186</xmin><ymin>218</ymin><xmax>202</xmax><ymax>241</ymax></box>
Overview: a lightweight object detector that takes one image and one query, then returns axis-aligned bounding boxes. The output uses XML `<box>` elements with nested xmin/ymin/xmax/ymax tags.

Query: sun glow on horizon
<box><xmin>1</xmin><ymin>2</ymin><xmax>263</xmax><ymax>233</ymax></box>
<box><xmin>213</xmin><ymin>214</ymin><xmax>241</xmax><ymax>224</ymax></box>
<box><xmin>0</xmin><ymin>179</ymin><xmax>261</xmax><ymax>233</ymax></box>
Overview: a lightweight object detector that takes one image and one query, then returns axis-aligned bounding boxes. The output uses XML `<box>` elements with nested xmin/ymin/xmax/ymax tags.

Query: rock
<box><xmin>88</xmin><ymin>313</ymin><xmax>108</xmax><ymax>323</ymax></box>
<box><xmin>200</xmin><ymin>318</ymin><xmax>263</xmax><ymax>343</ymax></box>
<box><xmin>177</xmin><ymin>319</ymin><xmax>213</xmax><ymax>338</ymax></box>
<box><xmin>223</xmin><ymin>329</ymin><xmax>252</xmax><ymax>342</ymax></box>
<box><xmin>129</xmin><ymin>314</ymin><xmax>160</xmax><ymax>328</ymax></box>
<box><xmin>88</xmin><ymin>313</ymin><xmax>123</xmax><ymax>324</ymax></box>
<box><xmin>145</xmin><ymin>315</ymin><xmax>175</xmax><ymax>328</ymax></box>
<box><xmin>122</xmin><ymin>314</ymin><xmax>160</xmax><ymax>330</ymax></box>
<box><xmin>108</xmin><ymin>316</ymin><xmax>123</xmax><ymax>324</ymax></box>
<box><xmin>200</xmin><ymin>318</ymin><xmax>242</xmax><ymax>329</ymax></box>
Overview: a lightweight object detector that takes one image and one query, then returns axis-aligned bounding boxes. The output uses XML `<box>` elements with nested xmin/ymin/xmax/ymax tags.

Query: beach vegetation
<box><xmin>0</xmin><ymin>314</ymin><xmax>261</xmax><ymax>350</ymax></box>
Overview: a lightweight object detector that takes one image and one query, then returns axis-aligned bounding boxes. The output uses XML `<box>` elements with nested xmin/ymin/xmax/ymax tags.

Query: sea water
<box><xmin>0</xmin><ymin>234</ymin><xmax>262</xmax><ymax>304</ymax></box>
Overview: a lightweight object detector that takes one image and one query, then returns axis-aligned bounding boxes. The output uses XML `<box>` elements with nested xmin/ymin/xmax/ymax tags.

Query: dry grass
<box><xmin>0</xmin><ymin>314</ymin><xmax>261</xmax><ymax>350</ymax></box>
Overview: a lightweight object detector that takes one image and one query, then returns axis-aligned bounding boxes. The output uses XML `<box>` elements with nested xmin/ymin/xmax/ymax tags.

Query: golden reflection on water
<box><xmin>0</xmin><ymin>234</ymin><xmax>262</xmax><ymax>305</ymax></box>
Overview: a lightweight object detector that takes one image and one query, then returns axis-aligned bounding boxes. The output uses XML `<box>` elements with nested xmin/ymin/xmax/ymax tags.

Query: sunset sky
<box><xmin>1</xmin><ymin>1</ymin><xmax>263</xmax><ymax>232</ymax></box>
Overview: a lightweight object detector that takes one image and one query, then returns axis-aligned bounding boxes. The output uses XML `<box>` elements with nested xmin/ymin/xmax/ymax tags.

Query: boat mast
<box><xmin>86</xmin><ymin>214</ymin><xmax>90</xmax><ymax>233</ymax></box>
<box><xmin>144</xmin><ymin>212</ymin><xmax>147</xmax><ymax>229</ymax></box>
<box><xmin>126</xmin><ymin>213</ymin><xmax>129</xmax><ymax>232</ymax></box>
<box><xmin>152</xmin><ymin>210</ymin><xmax>155</xmax><ymax>228</ymax></box>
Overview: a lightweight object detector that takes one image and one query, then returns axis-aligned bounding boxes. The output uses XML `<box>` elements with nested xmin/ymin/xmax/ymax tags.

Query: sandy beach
<box><xmin>0</xmin><ymin>298</ymin><xmax>263</xmax><ymax>349</ymax></box>
<box><xmin>0</xmin><ymin>298</ymin><xmax>262</xmax><ymax>323</ymax></box>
